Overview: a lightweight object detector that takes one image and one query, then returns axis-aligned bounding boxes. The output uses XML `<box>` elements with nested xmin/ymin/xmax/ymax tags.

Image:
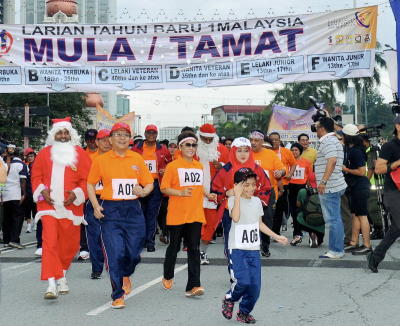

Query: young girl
<box><xmin>222</xmin><ymin>168</ymin><xmax>288</xmax><ymax>324</ymax></box>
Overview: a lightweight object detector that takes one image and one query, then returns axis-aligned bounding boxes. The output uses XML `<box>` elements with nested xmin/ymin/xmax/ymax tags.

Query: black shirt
<box><xmin>344</xmin><ymin>146</ymin><xmax>370</xmax><ymax>189</ymax></box>
<box><xmin>379</xmin><ymin>137</ymin><xmax>400</xmax><ymax>192</ymax></box>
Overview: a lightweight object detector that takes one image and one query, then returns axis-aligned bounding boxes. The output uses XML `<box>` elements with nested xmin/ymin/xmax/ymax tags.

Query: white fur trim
<box><xmin>52</xmin><ymin>121</ymin><xmax>72</xmax><ymax>130</ymax></box>
<box><xmin>199</xmin><ymin>131</ymin><xmax>216</xmax><ymax>138</ymax></box>
<box><xmin>51</xmin><ymin>163</ymin><xmax>65</xmax><ymax>207</ymax></box>
<box><xmin>72</xmin><ymin>187</ymin><xmax>85</xmax><ymax>206</ymax></box>
<box><xmin>33</xmin><ymin>184</ymin><xmax>46</xmax><ymax>203</ymax></box>
<box><xmin>34</xmin><ymin>210</ymin><xmax>87</xmax><ymax>226</ymax></box>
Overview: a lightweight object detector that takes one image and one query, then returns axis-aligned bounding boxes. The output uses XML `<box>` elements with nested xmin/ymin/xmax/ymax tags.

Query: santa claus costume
<box><xmin>197</xmin><ymin>124</ymin><xmax>229</xmax><ymax>264</ymax></box>
<box><xmin>31</xmin><ymin>117</ymin><xmax>91</xmax><ymax>299</ymax></box>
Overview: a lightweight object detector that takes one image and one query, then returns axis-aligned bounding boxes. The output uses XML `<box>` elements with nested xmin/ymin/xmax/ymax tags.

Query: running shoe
<box><xmin>319</xmin><ymin>251</ymin><xmax>344</xmax><ymax>259</ymax></box>
<box><xmin>260</xmin><ymin>248</ymin><xmax>271</xmax><ymax>258</ymax></box>
<box><xmin>352</xmin><ymin>245</ymin><xmax>372</xmax><ymax>256</ymax></box>
<box><xmin>44</xmin><ymin>284</ymin><xmax>58</xmax><ymax>300</ymax></box>
<box><xmin>200</xmin><ymin>251</ymin><xmax>210</xmax><ymax>265</ymax></box>
<box><xmin>57</xmin><ymin>277</ymin><xmax>69</xmax><ymax>294</ymax></box>
<box><xmin>159</xmin><ymin>235</ymin><xmax>169</xmax><ymax>245</ymax></box>
<box><xmin>290</xmin><ymin>235</ymin><xmax>302</xmax><ymax>246</ymax></box>
<box><xmin>77</xmin><ymin>250</ymin><xmax>90</xmax><ymax>261</ymax></box>
<box><xmin>309</xmin><ymin>233</ymin><xmax>318</xmax><ymax>248</ymax></box>
<box><xmin>236</xmin><ymin>311</ymin><xmax>256</xmax><ymax>324</ymax></box>
<box><xmin>185</xmin><ymin>286</ymin><xmax>205</xmax><ymax>297</ymax></box>
<box><xmin>344</xmin><ymin>244</ymin><xmax>360</xmax><ymax>253</ymax></box>
<box><xmin>34</xmin><ymin>248</ymin><xmax>42</xmax><ymax>256</ymax></box>
<box><xmin>111</xmin><ymin>297</ymin><xmax>126</xmax><ymax>309</ymax></box>
<box><xmin>209</xmin><ymin>239</ymin><xmax>217</xmax><ymax>244</ymax></box>
<box><xmin>90</xmin><ymin>272</ymin><xmax>101</xmax><ymax>279</ymax></box>
<box><xmin>366</xmin><ymin>251</ymin><xmax>378</xmax><ymax>273</ymax></box>
<box><xmin>162</xmin><ymin>278</ymin><xmax>173</xmax><ymax>290</ymax></box>
<box><xmin>222</xmin><ymin>298</ymin><xmax>234</xmax><ymax>319</ymax></box>
<box><xmin>122</xmin><ymin>276</ymin><xmax>132</xmax><ymax>295</ymax></box>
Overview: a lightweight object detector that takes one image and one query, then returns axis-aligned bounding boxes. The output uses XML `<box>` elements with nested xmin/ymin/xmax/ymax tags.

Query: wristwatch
<box><xmin>321</xmin><ymin>180</ymin><xmax>327</xmax><ymax>185</ymax></box>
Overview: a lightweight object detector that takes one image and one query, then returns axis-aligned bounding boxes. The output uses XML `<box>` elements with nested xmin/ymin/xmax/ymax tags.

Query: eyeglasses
<box><xmin>182</xmin><ymin>143</ymin><xmax>198</xmax><ymax>148</ymax></box>
<box><xmin>113</xmin><ymin>132</ymin><xmax>130</xmax><ymax>138</ymax></box>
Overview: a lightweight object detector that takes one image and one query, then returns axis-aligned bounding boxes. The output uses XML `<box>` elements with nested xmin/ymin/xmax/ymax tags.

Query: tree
<box><xmin>270</xmin><ymin>81</ymin><xmax>337</xmax><ymax>111</ymax></box>
<box><xmin>0</xmin><ymin>93</ymin><xmax>92</xmax><ymax>149</ymax></box>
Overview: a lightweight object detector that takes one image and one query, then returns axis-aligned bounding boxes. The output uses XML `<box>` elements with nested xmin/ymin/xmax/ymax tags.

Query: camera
<box><xmin>309</xmin><ymin>96</ymin><xmax>327</xmax><ymax>132</ymax></box>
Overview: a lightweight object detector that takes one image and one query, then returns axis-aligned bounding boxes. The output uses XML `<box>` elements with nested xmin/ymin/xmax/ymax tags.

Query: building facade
<box><xmin>212</xmin><ymin>105</ymin><xmax>266</xmax><ymax>125</ymax></box>
<box><xmin>159</xmin><ymin>127</ymin><xmax>184</xmax><ymax>142</ymax></box>
<box><xmin>76</xmin><ymin>0</ymin><xmax>116</xmax><ymax>24</ymax></box>
<box><xmin>20</xmin><ymin>0</ymin><xmax>46</xmax><ymax>24</ymax></box>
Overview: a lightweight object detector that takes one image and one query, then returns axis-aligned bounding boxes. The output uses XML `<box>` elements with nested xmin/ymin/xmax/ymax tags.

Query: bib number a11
<box><xmin>292</xmin><ymin>166</ymin><xmax>305</xmax><ymax>180</ymax></box>
<box><xmin>112</xmin><ymin>179</ymin><xmax>138</xmax><ymax>200</ymax></box>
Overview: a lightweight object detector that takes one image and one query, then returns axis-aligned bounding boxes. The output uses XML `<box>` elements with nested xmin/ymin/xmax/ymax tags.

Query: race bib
<box><xmin>95</xmin><ymin>180</ymin><xmax>104</xmax><ymax>191</ymax></box>
<box><xmin>112</xmin><ymin>179</ymin><xmax>138</xmax><ymax>200</ymax></box>
<box><xmin>292</xmin><ymin>166</ymin><xmax>305</xmax><ymax>180</ymax></box>
<box><xmin>264</xmin><ymin>170</ymin><xmax>270</xmax><ymax>178</ymax></box>
<box><xmin>145</xmin><ymin>160</ymin><xmax>157</xmax><ymax>173</ymax></box>
<box><xmin>178</xmin><ymin>168</ymin><xmax>204</xmax><ymax>187</ymax></box>
<box><xmin>234</xmin><ymin>223</ymin><xmax>260</xmax><ymax>249</ymax></box>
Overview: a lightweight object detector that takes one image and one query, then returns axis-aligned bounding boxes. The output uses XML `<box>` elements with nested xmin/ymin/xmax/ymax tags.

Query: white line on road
<box><xmin>86</xmin><ymin>264</ymin><xmax>188</xmax><ymax>316</ymax></box>
<box><xmin>1</xmin><ymin>261</ymin><xmax>36</xmax><ymax>272</ymax></box>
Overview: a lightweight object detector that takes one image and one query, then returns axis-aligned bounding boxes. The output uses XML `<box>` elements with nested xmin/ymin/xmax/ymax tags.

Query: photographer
<box><xmin>314</xmin><ymin>117</ymin><xmax>347</xmax><ymax>259</ymax></box>
<box><xmin>367</xmin><ymin>116</ymin><xmax>400</xmax><ymax>272</ymax></box>
<box><xmin>341</xmin><ymin>124</ymin><xmax>371</xmax><ymax>255</ymax></box>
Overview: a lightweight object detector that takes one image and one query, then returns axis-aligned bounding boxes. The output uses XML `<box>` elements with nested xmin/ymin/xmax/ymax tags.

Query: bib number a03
<box><xmin>178</xmin><ymin>168</ymin><xmax>204</xmax><ymax>187</ymax></box>
<box><xmin>234</xmin><ymin>223</ymin><xmax>260</xmax><ymax>249</ymax></box>
<box><xmin>112</xmin><ymin>179</ymin><xmax>138</xmax><ymax>200</ymax></box>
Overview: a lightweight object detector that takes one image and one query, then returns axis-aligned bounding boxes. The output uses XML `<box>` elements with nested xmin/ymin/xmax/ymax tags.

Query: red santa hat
<box><xmin>51</xmin><ymin>117</ymin><xmax>72</xmax><ymax>130</ymax></box>
<box><xmin>199</xmin><ymin>123</ymin><xmax>217</xmax><ymax>138</ymax></box>
<box><xmin>46</xmin><ymin>116</ymin><xmax>81</xmax><ymax>146</ymax></box>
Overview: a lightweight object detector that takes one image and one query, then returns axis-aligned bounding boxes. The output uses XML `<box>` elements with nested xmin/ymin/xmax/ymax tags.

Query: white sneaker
<box><xmin>57</xmin><ymin>277</ymin><xmax>69</xmax><ymax>294</ymax></box>
<box><xmin>78</xmin><ymin>250</ymin><xmax>90</xmax><ymax>260</ymax></box>
<box><xmin>44</xmin><ymin>284</ymin><xmax>58</xmax><ymax>300</ymax></box>
<box><xmin>34</xmin><ymin>248</ymin><xmax>42</xmax><ymax>256</ymax></box>
<box><xmin>319</xmin><ymin>251</ymin><xmax>345</xmax><ymax>259</ymax></box>
<box><xmin>200</xmin><ymin>251</ymin><xmax>210</xmax><ymax>265</ymax></box>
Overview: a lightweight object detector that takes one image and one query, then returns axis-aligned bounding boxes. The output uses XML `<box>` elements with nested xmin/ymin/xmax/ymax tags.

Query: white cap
<box><xmin>232</xmin><ymin>137</ymin><xmax>251</xmax><ymax>148</ymax></box>
<box><xmin>342</xmin><ymin>124</ymin><xmax>359</xmax><ymax>136</ymax></box>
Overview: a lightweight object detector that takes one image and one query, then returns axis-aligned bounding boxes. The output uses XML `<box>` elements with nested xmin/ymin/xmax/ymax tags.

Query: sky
<box><xmin>113</xmin><ymin>0</ymin><xmax>398</xmax><ymax>131</ymax></box>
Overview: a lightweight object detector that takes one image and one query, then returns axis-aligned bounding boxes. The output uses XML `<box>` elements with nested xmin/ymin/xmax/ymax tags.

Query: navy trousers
<box><xmin>139</xmin><ymin>180</ymin><xmax>162</xmax><ymax>247</ymax></box>
<box><xmin>85</xmin><ymin>200</ymin><xmax>104</xmax><ymax>274</ymax></box>
<box><xmin>226</xmin><ymin>249</ymin><xmax>261</xmax><ymax>315</ymax></box>
<box><xmin>101</xmin><ymin>200</ymin><xmax>145</xmax><ymax>300</ymax></box>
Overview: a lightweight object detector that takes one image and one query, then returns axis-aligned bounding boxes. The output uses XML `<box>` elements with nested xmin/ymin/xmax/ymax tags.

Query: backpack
<box><xmin>302</xmin><ymin>188</ymin><xmax>324</xmax><ymax>226</ymax></box>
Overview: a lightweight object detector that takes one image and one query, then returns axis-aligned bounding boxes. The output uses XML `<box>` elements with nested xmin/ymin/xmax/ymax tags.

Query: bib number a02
<box><xmin>112</xmin><ymin>179</ymin><xmax>138</xmax><ymax>200</ymax></box>
<box><xmin>234</xmin><ymin>223</ymin><xmax>260</xmax><ymax>249</ymax></box>
<box><xmin>145</xmin><ymin>160</ymin><xmax>157</xmax><ymax>174</ymax></box>
<box><xmin>178</xmin><ymin>168</ymin><xmax>203</xmax><ymax>187</ymax></box>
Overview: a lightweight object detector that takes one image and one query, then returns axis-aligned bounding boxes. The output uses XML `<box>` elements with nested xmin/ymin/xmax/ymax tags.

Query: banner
<box><xmin>268</xmin><ymin>105</ymin><xmax>318</xmax><ymax>142</ymax></box>
<box><xmin>0</xmin><ymin>6</ymin><xmax>377</xmax><ymax>93</ymax></box>
<box><xmin>390</xmin><ymin>0</ymin><xmax>400</xmax><ymax>97</ymax></box>
<box><xmin>96</xmin><ymin>104</ymin><xmax>135</xmax><ymax>131</ymax></box>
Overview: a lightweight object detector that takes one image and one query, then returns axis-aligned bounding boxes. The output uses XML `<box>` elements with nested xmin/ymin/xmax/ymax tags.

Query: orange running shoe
<box><xmin>185</xmin><ymin>286</ymin><xmax>205</xmax><ymax>297</ymax></box>
<box><xmin>162</xmin><ymin>278</ymin><xmax>173</xmax><ymax>290</ymax></box>
<box><xmin>111</xmin><ymin>296</ymin><xmax>126</xmax><ymax>309</ymax></box>
<box><xmin>122</xmin><ymin>277</ymin><xmax>132</xmax><ymax>295</ymax></box>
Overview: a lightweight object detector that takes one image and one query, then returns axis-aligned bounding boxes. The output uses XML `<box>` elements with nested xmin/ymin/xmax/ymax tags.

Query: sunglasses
<box><xmin>182</xmin><ymin>143</ymin><xmax>198</xmax><ymax>148</ymax></box>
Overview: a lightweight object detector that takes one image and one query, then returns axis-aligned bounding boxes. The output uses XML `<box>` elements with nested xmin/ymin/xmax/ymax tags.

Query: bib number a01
<box><xmin>112</xmin><ymin>179</ymin><xmax>138</xmax><ymax>200</ymax></box>
<box><xmin>145</xmin><ymin>160</ymin><xmax>157</xmax><ymax>174</ymax></box>
<box><xmin>178</xmin><ymin>168</ymin><xmax>204</xmax><ymax>187</ymax></box>
<box><xmin>292</xmin><ymin>166</ymin><xmax>305</xmax><ymax>180</ymax></box>
<box><xmin>234</xmin><ymin>223</ymin><xmax>260</xmax><ymax>249</ymax></box>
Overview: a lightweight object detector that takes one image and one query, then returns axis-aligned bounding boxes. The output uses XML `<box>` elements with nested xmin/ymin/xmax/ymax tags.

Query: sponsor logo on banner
<box><xmin>0</xmin><ymin>30</ymin><xmax>13</xmax><ymax>56</ymax></box>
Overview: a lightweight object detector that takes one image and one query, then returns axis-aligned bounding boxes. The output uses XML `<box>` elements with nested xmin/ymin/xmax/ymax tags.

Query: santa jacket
<box><xmin>211</xmin><ymin>162</ymin><xmax>273</xmax><ymax>222</ymax></box>
<box><xmin>31</xmin><ymin>145</ymin><xmax>91</xmax><ymax>225</ymax></box>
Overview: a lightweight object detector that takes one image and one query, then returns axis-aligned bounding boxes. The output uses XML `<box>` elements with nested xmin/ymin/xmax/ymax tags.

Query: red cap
<box><xmin>24</xmin><ymin>147</ymin><xmax>35</xmax><ymax>156</ymax></box>
<box><xmin>111</xmin><ymin>122</ymin><xmax>131</xmax><ymax>135</ymax></box>
<box><xmin>145</xmin><ymin>124</ymin><xmax>158</xmax><ymax>133</ymax></box>
<box><xmin>96</xmin><ymin>129</ymin><xmax>111</xmax><ymax>139</ymax></box>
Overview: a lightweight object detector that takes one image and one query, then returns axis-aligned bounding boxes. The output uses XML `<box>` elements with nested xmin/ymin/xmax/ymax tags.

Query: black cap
<box><xmin>394</xmin><ymin>115</ymin><xmax>400</xmax><ymax>124</ymax></box>
<box><xmin>234</xmin><ymin>168</ymin><xmax>257</xmax><ymax>184</ymax></box>
<box><xmin>85</xmin><ymin>129</ymin><xmax>98</xmax><ymax>140</ymax></box>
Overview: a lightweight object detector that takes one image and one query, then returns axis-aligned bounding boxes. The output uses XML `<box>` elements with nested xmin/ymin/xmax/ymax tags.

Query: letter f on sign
<box><xmin>311</xmin><ymin>57</ymin><xmax>320</xmax><ymax>70</ymax></box>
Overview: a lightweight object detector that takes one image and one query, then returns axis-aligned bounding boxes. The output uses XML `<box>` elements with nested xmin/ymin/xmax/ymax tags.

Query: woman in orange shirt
<box><xmin>160</xmin><ymin>132</ymin><xmax>206</xmax><ymax>297</ymax></box>
<box><xmin>288</xmin><ymin>143</ymin><xmax>314</xmax><ymax>246</ymax></box>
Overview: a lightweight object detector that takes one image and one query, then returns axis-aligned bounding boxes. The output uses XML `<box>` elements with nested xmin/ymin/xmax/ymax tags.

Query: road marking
<box><xmin>86</xmin><ymin>264</ymin><xmax>188</xmax><ymax>316</ymax></box>
<box><xmin>1</xmin><ymin>261</ymin><xmax>36</xmax><ymax>272</ymax></box>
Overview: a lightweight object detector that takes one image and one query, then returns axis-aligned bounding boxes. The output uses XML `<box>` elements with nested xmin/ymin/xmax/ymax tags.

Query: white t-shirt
<box><xmin>2</xmin><ymin>158</ymin><xmax>28</xmax><ymax>202</ymax></box>
<box><xmin>227</xmin><ymin>196</ymin><xmax>264</xmax><ymax>251</ymax></box>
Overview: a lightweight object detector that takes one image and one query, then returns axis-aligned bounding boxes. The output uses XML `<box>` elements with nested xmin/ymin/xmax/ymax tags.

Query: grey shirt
<box><xmin>227</xmin><ymin>196</ymin><xmax>264</xmax><ymax>250</ymax></box>
<box><xmin>315</xmin><ymin>133</ymin><xmax>347</xmax><ymax>193</ymax></box>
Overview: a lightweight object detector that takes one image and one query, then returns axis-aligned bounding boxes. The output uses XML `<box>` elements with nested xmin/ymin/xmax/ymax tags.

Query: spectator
<box><xmin>23</xmin><ymin>148</ymin><xmax>36</xmax><ymax>234</ymax></box>
<box><xmin>314</xmin><ymin>117</ymin><xmax>347</xmax><ymax>259</ymax></box>
<box><xmin>168</xmin><ymin>142</ymin><xmax>178</xmax><ymax>157</ymax></box>
<box><xmin>298</xmin><ymin>133</ymin><xmax>317</xmax><ymax>165</ymax></box>
<box><xmin>223</xmin><ymin>137</ymin><xmax>234</xmax><ymax>151</ymax></box>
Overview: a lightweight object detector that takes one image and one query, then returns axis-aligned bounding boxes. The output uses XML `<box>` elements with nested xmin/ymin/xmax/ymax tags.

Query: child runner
<box><xmin>160</xmin><ymin>131</ymin><xmax>206</xmax><ymax>297</ymax></box>
<box><xmin>222</xmin><ymin>168</ymin><xmax>288</xmax><ymax>324</ymax></box>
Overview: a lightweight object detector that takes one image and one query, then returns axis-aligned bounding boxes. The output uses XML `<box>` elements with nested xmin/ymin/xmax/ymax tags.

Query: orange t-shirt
<box><xmin>86</xmin><ymin>148</ymin><xmax>98</xmax><ymax>160</ymax></box>
<box><xmin>290</xmin><ymin>157</ymin><xmax>313</xmax><ymax>185</ymax></box>
<box><xmin>142</xmin><ymin>143</ymin><xmax>158</xmax><ymax>179</ymax></box>
<box><xmin>87</xmin><ymin>150</ymin><xmax>154</xmax><ymax>201</ymax></box>
<box><xmin>273</xmin><ymin>147</ymin><xmax>297</xmax><ymax>186</ymax></box>
<box><xmin>160</xmin><ymin>158</ymin><xmax>205</xmax><ymax>226</ymax></box>
<box><xmin>253</xmin><ymin>148</ymin><xmax>285</xmax><ymax>198</ymax></box>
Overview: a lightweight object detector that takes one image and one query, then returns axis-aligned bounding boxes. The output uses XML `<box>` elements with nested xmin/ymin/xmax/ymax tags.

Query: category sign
<box><xmin>0</xmin><ymin>6</ymin><xmax>377</xmax><ymax>93</ymax></box>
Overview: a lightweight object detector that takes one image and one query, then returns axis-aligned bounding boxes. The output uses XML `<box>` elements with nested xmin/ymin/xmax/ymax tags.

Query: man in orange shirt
<box><xmin>269</xmin><ymin>132</ymin><xmax>297</xmax><ymax>235</ymax></box>
<box><xmin>250</xmin><ymin>130</ymin><xmax>285</xmax><ymax>257</ymax></box>
<box><xmin>87</xmin><ymin>122</ymin><xmax>154</xmax><ymax>309</ymax></box>
<box><xmin>132</xmin><ymin>124</ymin><xmax>172</xmax><ymax>251</ymax></box>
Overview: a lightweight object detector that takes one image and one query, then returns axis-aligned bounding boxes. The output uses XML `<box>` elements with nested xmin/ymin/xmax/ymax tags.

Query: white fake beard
<box><xmin>197</xmin><ymin>138</ymin><xmax>220</xmax><ymax>162</ymax></box>
<box><xmin>50</xmin><ymin>141</ymin><xmax>77</xmax><ymax>166</ymax></box>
